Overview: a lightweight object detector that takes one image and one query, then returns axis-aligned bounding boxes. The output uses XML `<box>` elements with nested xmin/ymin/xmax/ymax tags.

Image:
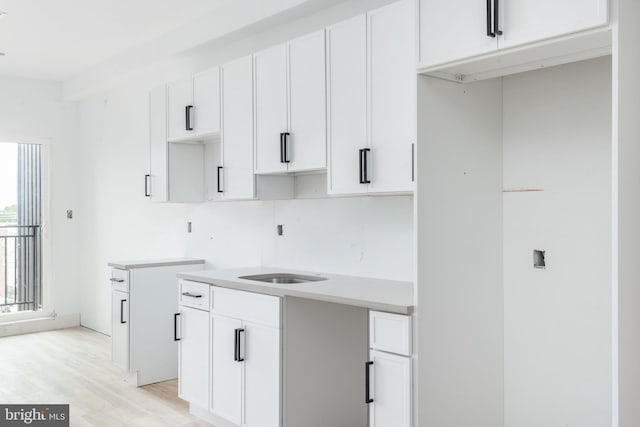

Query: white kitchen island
<box><xmin>175</xmin><ymin>267</ymin><xmax>415</xmax><ymax>427</ymax></box>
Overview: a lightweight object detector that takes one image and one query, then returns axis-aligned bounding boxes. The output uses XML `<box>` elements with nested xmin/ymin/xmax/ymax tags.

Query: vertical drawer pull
<box><xmin>174</xmin><ymin>313</ymin><xmax>181</xmax><ymax>341</ymax></box>
<box><xmin>365</xmin><ymin>361</ymin><xmax>374</xmax><ymax>404</ymax></box>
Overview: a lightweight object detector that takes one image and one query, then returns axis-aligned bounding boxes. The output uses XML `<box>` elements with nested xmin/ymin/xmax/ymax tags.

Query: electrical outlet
<box><xmin>66</xmin><ymin>210</ymin><xmax>73</xmax><ymax>219</ymax></box>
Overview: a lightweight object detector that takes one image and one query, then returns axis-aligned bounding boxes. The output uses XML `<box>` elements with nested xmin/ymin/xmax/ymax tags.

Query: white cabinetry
<box><xmin>209</xmin><ymin>287</ymin><xmax>281</xmax><ymax>427</ymax></box>
<box><xmin>210</xmin><ymin>314</ymin><xmax>243</xmax><ymax>425</ymax></box>
<box><xmin>148</xmin><ymin>85</ymin><xmax>168</xmax><ymax>202</ymax></box>
<box><xmin>109</xmin><ymin>261</ymin><xmax>204</xmax><ymax>386</ymax></box>
<box><xmin>149</xmin><ymin>79</ymin><xmax>221</xmax><ymax>203</ymax></box>
<box><xmin>369</xmin><ymin>350</ymin><xmax>412</xmax><ymax>427</ymax></box>
<box><xmin>367</xmin><ymin>311</ymin><xmax>413</xmax><ymax>427</ymax></box>
<box><xmin>254</xmin><ymin>30</ymin><xmax>326</xmax><ymax>174</ymax></box>
<box><xmin>499</xmin><ymin>0</ymin><xmax>609</xmax><ymax>49</ymax></box>
<box><xmin>178</xmin><ymin>281</ymin><xmax>210</xmax><ymax>409</ymax></box>
<box><xmin>168</xmin><ymin>68</ymin><xmax>220</xmax><ymax>141</ymax></box>
<box><xmin>418</xmin><ymin>0</ymin><xmax>609</xmax><ymax>70</ymax></box>
<box><xmin>327</xmin><ymin>0</ymin><xmax>414</xmax><ymax>195</ymax></box>
<box><xmin>111</xmin><ymin>285</ymin><xmax>129</xmax><ymax>371</ymax></box>
<box><xmin>220</xmin><ymin>56</ymin><xmax>256</xmax><ymax>200</ymax></box>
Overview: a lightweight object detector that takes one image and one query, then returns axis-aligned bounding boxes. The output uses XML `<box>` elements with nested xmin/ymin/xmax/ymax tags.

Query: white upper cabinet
<box><xmin>499</xmin><ymin>0</ymin><xmax>609</xmax><ymax>49</ymax></box>
<box><xmin>418</xmin><ymin>0</ymin><xmax>498</xmax><ymax>68</ymax></box>
<box><xmin>254</xmin><ymin>30</ymin><xmax>327</xmax><ymax>174</ymax></box>
<box><xmin>368</xmin><ymin>0</ymin><xmax>415</xmax><ymax>194</ymax></box>
<box><xmin>328</xmin><ymin>0</ymin><xmax>414</xmax><ymax>195</ymax></box>
<box><xmin>167</xmin><ymin>78</ymin><xmax>193</xmax><ymax>142</ymax></box>
<box><xmin>148</xmin><ymin>85</ymin><xmax>168</xmax><ymax>202</ymax></box>
<box><xmin>254</xmin><ymin>44</ymin><xmax>289</xmax><ymax>174</ymax></box>
<box><xmin>221</xmin><ymin>56</ymin><xmax>256</xmax><ymax>200</ymax></box>
<box><xmin>167</xmin><ymin>68</ymin><xmax>221</xmax><ymax>141</ymax></box>
<box><xmin>288</xmin><ymin>30</ymin><xmax>327</xmax><ymax>173</ymax></box>
<box><xmin>192</xmin><ymin>68</ymin><xmax>221</xmax><ymax>136</ymax></box>
<box><xmin>327</xmin><ymin>15</ymin><xmax>368</xmax><ymax>195</ymax></box>
<box><xmin>418</xmin><ymin>0</ymin><xmax>609</xmax><ymax>69</ymax></box>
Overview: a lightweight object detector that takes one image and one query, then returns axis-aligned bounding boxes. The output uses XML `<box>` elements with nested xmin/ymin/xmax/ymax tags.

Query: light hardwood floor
<box><xmin>0</xmin><ymin>327</ymin><xmax>212</xmax><ymax>426</ymax></box>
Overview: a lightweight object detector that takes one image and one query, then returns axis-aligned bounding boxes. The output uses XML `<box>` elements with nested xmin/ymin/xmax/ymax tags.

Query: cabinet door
<box><xmin>221</xmin><ymin>56</ymin><xmax>256</xmax><ymax>200</ymax></box>
<box><xmin>499</xmin><ymin>0</ymin><xmax>609</xmax><ymax>49</ymax></box>
<box><xmin>178</xmin><ymin>306</ymin><xmax>209</xmax><ymax>409</ymax></box>
<box><xmin>418</xmin><ymin>0</ymin><xmax>498</xmax><ymax>68</ymax></box>
<box><xmin>111</xmin><ymin>289</ymin><xmax>129</xmax><ymax>371</ymax></box>
<box><xmin>167</xmin><ymin>78</ymin><xmax>193</xmax><ymax>141</ymax></box>
<box><xmin>210</xmin><ymin>314</ymin><xmax>243</xmax><ymax>425</ymax></box>
<box><xmin>193</xmin><ymin>67</ymin><xmax>221</xmax><ymax>136</ymax></box>
<box><xmin>368</xmin><ymin>0</ymin><xmax>415</xmax><ymax>193</ymax></box>
<box><xmin>242</xmin><ymin>322</ymin><xmax>280</xmax><ymax>427</ymax></box>
<box><xmin>288</xmin><ymin>30</ymin><xmax>327</xmax><ymax>172</ymax></box>
<box><xmin>253</xmin><ymin>44</ymin><xmax>289</xmax><ymax>174</ymax></box>
<box><xmin>149</xmin><ymin>85</ymin><xmax>168</xmax><ymax>202</ymax></box>
<box><xmin>369</xmin><ymin>350</ymin><xmax>412</xmax><ymax>427</ymax></box>
<box><xmin>326</xmin><ymin>15</ymin><xmax>368</xmax><ymax>195</ymax></box>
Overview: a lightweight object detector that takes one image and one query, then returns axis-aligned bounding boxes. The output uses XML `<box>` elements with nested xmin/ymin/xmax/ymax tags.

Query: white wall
<box><xmin>0</xmin><ymin>76</ymin><xmax>80</xmax><ymax>318</ymax></box>
<box><xmin>76</xmin><ymin>0</ymin><xmax>413</xmax><ymax>335</ymax></box>
<box><xmin>503</xmin><ymin>57</ymin><xmax>612</xmax><ymax>427</ymax></box>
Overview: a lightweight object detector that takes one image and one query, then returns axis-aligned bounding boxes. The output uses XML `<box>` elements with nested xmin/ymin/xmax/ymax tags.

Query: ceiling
<box><xmin>0</xmin><ymin>0</ymin><xmax>227</xmax><ymax>80</ymax></box>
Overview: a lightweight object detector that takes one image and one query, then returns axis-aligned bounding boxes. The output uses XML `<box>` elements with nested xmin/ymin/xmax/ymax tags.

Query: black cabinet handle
<box><xmin>486</xmin><ymin>0</ymin><xmax>495</xmax><ymax>37</ymax></box>
<box><xmin>365</xmin><ymin>361</ymin><xmax>374</xmax><ymax>404</ymax></box>
<box><xmin>181</xmin><ymin>292</ymin><xmax>203</xmax><ymax>298</ymax></box>
<box><xmin>494</xmin><ymin>0</ymin><xmax>503</xmax><ymax>36</ymax></box>
<box><xmin>217</xmin><ymin>166</ymin><xmax>224</xmax><ymax>193</ymax></box>
<box><xmin>185</xmin><ymin>105</ymin><xmax>194</xmax><ymax>131</ymax></box>
<box><xmin>359</xmin><ymin>148</ymin><xmax>371</xmax><ymax>184</ymax></box>
<box><xmin>238</xmin><ymin>328</ymin><xmax>245</xmax><ymax>361</ymax></box>
<box><xmin>280</xmin><ymin>132</ymin><xmax>290</xmax><ymax>163</ymax></box>
<box><xmin>234</xmin><ymin>329</ymin><xmax>238</xmax><ymax>361</ymax></box>
<box><xmin>144</xmin><ymin>174</ymin><xmax>151</xmax><ymax>197</ymax></box>
<box><xmin>411</xmin><ymin>143</ymin><xmax>415</xmax><ymax>182</ymax></box>
<box><xmin>174</xmin><ymin>313</ymin><xmax>180</xmax><ymax>341</ymax></box>
<box><xmin>234</xmin><ymin>328</ymin><xmax>245</xmax><ymax>362</ymax></box>
<box><xmin>120</xmin><ymin>299</ymin><xmax>126</xmax><ymax>324</ymax></box>
<box><xmin>359</xmin><ymin>149</ymin><xmax>364</xmax><ymax>184</ymax></box>
<box><xmin>280</xmin><ymin>133</ymin><xmax>285</xmax><ymax>163</ymax></box>
<box><xmin>110</xmin><ymin>277</ymin><xmax>125</xmax><ymax>283</ymax></box>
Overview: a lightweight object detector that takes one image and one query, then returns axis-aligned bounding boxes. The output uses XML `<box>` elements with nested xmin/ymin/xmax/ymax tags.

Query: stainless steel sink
<box><xmin>239</xmin><ymin>273</ymin><xmax>328</xmax><ymax>284</ymax></box>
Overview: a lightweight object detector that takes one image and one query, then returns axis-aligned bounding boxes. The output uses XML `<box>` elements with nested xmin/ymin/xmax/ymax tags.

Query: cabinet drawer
<box><xmin>179</xmin><ymin>280</ymin><xmax>211</xmax><ymax>310</ymax></box>
<box><xmin>211</xmin><ymin>287</ymin><xmax>280</xmax><ymax>329</ymax></box>
<box><xmin>369</xmin><ymin>311</ymin><xmax>412</xmax><ymax>356</ymax></box>
<box><xmin>110</xmin><ymin>268</ymin><xmax>129</xmax><ymax>292</ymax></box>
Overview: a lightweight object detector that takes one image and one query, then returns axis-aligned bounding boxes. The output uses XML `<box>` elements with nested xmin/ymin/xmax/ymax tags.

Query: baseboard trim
<box><xmin>0</xmin><ymin>313</ymin><xmax>81</xmax><ymax>337</ymax></box>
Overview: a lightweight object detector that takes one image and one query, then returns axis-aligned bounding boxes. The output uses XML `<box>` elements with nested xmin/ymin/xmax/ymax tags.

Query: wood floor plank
<box><xmin>0</xmin><ymin>327</ymin><xmax>213</xmax><ymax>426</ymax></box>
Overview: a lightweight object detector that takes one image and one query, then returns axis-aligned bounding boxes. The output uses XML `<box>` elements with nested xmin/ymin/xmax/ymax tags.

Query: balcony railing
<box><xmin>0</xmin><ymin>224</ymin><xmax>41</xmax><ymax>313</ymax></box>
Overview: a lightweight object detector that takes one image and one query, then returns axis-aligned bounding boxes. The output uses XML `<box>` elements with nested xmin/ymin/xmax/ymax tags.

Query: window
<box><xmin>0</xmin><ymin>142</ymin><xmax>43</xmax><ymax>316</ymax></box>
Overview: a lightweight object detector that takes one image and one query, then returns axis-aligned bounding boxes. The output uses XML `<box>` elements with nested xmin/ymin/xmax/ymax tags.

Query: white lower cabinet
<box><xmin>242</xmin><ymin>321</ymin><xmax>280</xmax><ymax>427</ymax></box>
<box><xmin>178</xmin><ymin>305</ymin><xmax>210</xmax><ymax>410</ymax></box>
<box><xmin>369</xmin><ymin>350</ymin><xmax>412</xmax><ymax>427</ymax></box>
<box><xmin>111</xmin><ymin>289</ymin><xmax>129</xmax><ymax>371</ymax></box>
<box><xmin>210</xmin><ymin>298</ymin><xmax>281</xmax><ymax>427</ymax></box>
<box><xmin>210</xmin><ymin>314</ymin><xmax>243</xmax><ymax>425</ymax></box>
<box><xmin>367</xmin><ymin>310</ymin><xmax>413</xmax><ymax>427</ymax></box>
<box><xmin>178</xmin><ymin>284</ymin><xmax>281</xmax><ymax>427</ymax></box>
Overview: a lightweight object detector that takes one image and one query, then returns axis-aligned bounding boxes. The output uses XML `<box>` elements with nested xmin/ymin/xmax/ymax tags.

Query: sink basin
<box><xmin>239</xmin><ymin>273</ymin><xmax>328</xmax><ymax>284</ymax></box>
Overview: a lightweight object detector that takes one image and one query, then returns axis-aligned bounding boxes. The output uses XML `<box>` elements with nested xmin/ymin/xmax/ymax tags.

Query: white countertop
<box><xmin>177</xmin><ymin>266</ymin><xmax>414</xmax><ymax>314</ymax></box>
<box><xmin>108</xmin><ymin>258</ymin><xmax>205</xmax><ymax>270</ymax></box>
